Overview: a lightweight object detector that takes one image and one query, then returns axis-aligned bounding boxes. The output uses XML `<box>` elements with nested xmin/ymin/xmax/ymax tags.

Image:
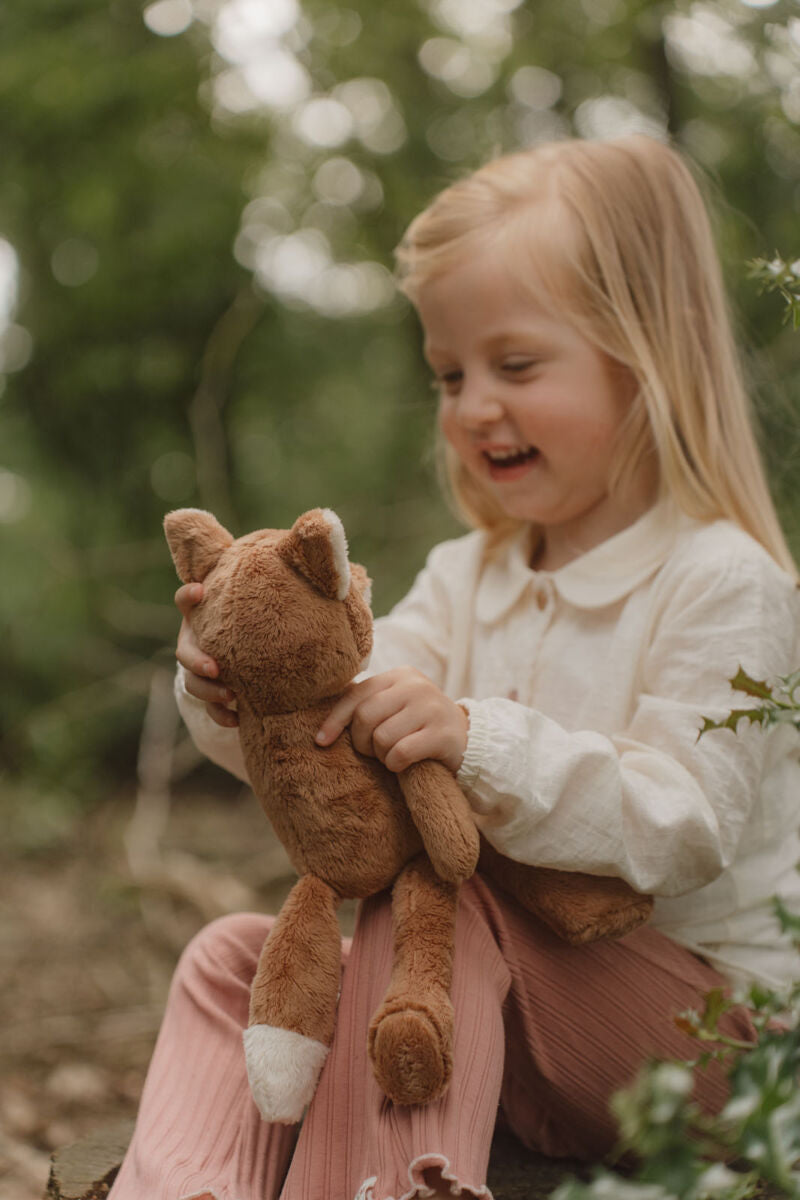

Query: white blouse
<box><xmin>175</xmin><ymin>501</ymin><xmax>800</xmax><ymax>990</ymax></box>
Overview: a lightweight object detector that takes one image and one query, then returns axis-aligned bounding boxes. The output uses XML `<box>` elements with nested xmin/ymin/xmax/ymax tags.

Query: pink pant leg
<box><xmin>112</xmin><ymin>912</ymin><xmax>298</xmax><ymax>1200</ymax></box>
<box><xmin>476</xmin><ymin>877</ymin><xmax>756</xmax><ymax>1160</ymax></box>
<box><xmin>113</xmin><ymin>878</ymin><xmax>756</xmax><ymax>1200</ymax></box>
<box><xmin>281</xmin><ymin>882</ymin><xmax>511</xmax><ymax>1200</ymax></box>
<box><xmin>282</xmin><ymin>875</ymin><xmax>755</xmax><ymax>1200</ymax></box>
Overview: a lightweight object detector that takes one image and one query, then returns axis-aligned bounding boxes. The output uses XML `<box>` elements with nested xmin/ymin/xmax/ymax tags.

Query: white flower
<box><xmin>696</xmin><ymin>1162</ymin><xmax>743</xmax><ymax>1195</ymax></box>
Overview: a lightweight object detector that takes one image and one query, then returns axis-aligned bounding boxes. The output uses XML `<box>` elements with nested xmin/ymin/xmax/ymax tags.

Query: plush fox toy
<box><xmin>164</xmin><ymin>508</ymin><xmax>652</xmax><ymax>1124</ymax></box>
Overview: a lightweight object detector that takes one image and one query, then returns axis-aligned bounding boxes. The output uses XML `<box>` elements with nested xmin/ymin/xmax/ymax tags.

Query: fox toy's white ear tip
<box><xmin>319</xmin><ymin>508</ymin><xmax>350</xmax><ymax>601</ymax></box>
<box><xmin>277</xmin><ymin>508</ymin><xmax>351</xmax><ymax>601</ymax></box>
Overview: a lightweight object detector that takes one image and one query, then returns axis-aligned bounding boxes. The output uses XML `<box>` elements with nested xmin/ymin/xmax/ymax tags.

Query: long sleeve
<box><xmin>457</xmin><ymin>540</ymin><xmax>800</xmax><ymax>899</ymax></box>
<box><xmin>174</xmin><ymin>664</ymin><xmax>251</xmax><ymax>784</ymax></box>
<box><xmin>361</xmin><ymin>538</ymin><xmax>465</xmax><ymax>684</ymax></box>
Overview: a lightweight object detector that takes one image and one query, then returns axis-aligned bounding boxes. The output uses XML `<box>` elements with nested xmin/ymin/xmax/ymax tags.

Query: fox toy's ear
<box><xmin>164</xmin><ymin>508</ymin><xmax>234</xmax><ymax>583</ymax></box>
<box><xmin>345</xmin><ymin>562</ymin><xmax>373</xmax><ymax>660</ymax></box>
<box><xmin>277</xmin><ymin>508</ymin><xmax>350</xmax><ymax>601</ymax></box>
<box><xmin>349</xmin><ymin>562</ymin><xmax>372</xmax><ymax>609</ymax></box>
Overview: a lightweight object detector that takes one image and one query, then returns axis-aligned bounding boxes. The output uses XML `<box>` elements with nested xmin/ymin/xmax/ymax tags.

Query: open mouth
<box><xmin>483</xmin><ymin>446</ymin><xmax>539</xmax><ymax>469</ymax></box>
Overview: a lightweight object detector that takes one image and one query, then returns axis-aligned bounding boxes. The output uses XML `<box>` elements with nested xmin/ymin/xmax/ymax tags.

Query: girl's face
<box><xmin>417</xmin><ymin>247</ymin><xmax>655</xmax><ymax>568</ymax></box>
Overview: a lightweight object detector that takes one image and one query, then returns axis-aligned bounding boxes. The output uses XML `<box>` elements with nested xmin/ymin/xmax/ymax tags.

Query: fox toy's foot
<box><xmin>368</xmin><ymin>855</ymin><xmax>459</xmax><ymax>1106</ymax></box>
<box><xmin>368</xmin><ymin>993</ymin><xmax>453</xmax><ymax>1106</ymax></box>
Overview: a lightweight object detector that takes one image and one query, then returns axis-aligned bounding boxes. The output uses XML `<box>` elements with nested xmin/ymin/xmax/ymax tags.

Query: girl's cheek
<box><xmin>439</xmin><ymin>417</ymin><xmax>467</xmax><ymax>461</ymax></box>
<box><xmin>437</xmin><ymin>404</ymin><xmax>456</xmax><ymax>444</ymax></box>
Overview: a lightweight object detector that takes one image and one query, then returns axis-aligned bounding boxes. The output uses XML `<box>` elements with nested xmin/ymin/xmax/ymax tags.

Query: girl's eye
<box><xmin>502</xmin><ymin>358</ymin><xmax>537</xmax><ymax>374</ymax></box>
<box><xmin>432</xmin><ymin>369</ymin><xmax>463</xmax><ymax>394</ymax></box>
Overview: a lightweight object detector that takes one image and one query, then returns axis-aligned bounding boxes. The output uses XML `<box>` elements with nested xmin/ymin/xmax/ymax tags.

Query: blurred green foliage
<box><xmin>1</xmin><ymin>0</ymin><xmax>799</xmax><ymax>803</ymax></box>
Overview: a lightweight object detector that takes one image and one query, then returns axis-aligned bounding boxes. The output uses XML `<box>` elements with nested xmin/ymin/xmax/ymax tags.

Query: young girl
<box><xmin>112</xmin><ymin>135</ymin><xmax>800</xmax><ymax>1200</ymax></box>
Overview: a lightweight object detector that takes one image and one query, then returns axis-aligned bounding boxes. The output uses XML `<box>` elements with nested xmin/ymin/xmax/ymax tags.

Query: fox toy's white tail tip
<box><xmin>242</xmin><ymin>1024</ymin><xmax>329</xmax><ymax>1124</ymax></box>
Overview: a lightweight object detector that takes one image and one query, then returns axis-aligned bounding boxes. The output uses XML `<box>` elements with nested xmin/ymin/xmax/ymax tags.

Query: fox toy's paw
<box><xmin>368</xmin><ymin>994</ymin><xmax>453</xmax><ymax>1107</ymax></box>
<box><xmin>242</xmin><ymin>1024</ymin><xmax>329</xmax><ymax>1124</ymax></box>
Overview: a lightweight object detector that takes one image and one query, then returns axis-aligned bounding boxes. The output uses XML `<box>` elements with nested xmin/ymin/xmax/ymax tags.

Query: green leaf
<box><xmin>773</xmin><ymin>896</ymin><xmax>800</xmax><ymax>940</ymax></box>
<box><xmin>698</xmin><ymin>709</ymin><xmax>767</xmax><ymax>738</ymax></box>
<box><xmin>728</xmin><ymin>669</ymin><xmax>775</xmax><ymax>702</ymax></box>
<box><xmin>700</xmin><ymin>988</ymin><xmax>730</xmax><ymax>1033</ymax></box>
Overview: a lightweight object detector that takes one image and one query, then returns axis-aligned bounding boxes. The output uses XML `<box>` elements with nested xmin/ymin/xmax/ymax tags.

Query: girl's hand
<box><xmin>315</xmin><ymin>667</ymin><xmax>468</xmax><ymax>775</ymax></box>
<box><xmin>174</xmin><ymin>583</ymin><xmax>239</xmax><ymax>728</ymax></box>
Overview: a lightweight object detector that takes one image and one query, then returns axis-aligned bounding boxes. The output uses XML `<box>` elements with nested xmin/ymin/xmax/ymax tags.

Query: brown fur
<box><xmin>165</xmin><ymin>507</ymin><xmax>480</xmax><ymax>1113</ymax></box>
<box><xmin>164</xmin><ymin>507</ymin><xmax>652</xmax><ymax>1117</ymax></box>
<box><xmin>477</xmin><ymin>838</ymin><xmax>652</xmax><ymax>944</ymax></box>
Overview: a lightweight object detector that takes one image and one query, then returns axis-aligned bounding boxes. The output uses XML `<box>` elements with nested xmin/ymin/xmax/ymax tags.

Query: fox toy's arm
<box><xmin>397</xmin><ymin>761</ymin><xmax>480</xmax><ymax>884</ymax></box>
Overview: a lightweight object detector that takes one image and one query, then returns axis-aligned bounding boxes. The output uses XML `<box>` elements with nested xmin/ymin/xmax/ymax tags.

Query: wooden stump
<box><xmin>45</xmin><ymin>1119</ymin><xmax>135</xmax><ymax>1200</ymax></box>
<box><xmin>45</xmin><ymin>1120</ymin><xmax>585</xmax><ymax>1200</ymax></box>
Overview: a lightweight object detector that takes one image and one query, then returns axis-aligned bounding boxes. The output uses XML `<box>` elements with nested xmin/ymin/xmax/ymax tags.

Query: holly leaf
<box><xmin>698</xmin><ymin>709</ymin><xmax>767</xmax><ymax>738</ymax></box>
<box><xmin>773</xmin><ymin>896</ymin><xmax>800</xmax><ymax>940</ymax></box>
<box><xmin>699</xmin><ymin>988</ymin><xmax>729</xmax><ymax>1032</ymax></box>
<box><xmin>729</xmin><ymin>668</ymin><xmax>775</xmax><ymax>702</ymax></box>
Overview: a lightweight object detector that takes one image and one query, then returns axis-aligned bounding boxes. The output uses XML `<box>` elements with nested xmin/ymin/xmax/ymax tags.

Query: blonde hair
<box><xmin>397</xmin><ymin>135</ymin><xmax>797</xmax><ymax>575</ymax></box>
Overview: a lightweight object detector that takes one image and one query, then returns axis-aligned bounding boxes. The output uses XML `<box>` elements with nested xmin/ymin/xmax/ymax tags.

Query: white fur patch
<box><xmin>320</xmin><ymin>507</ymin><xmax>351</xmax><ymax>601</ymax></box>
<box><xmin>243</xmin><ymin>1024</ymin><xmax>329</xmax><ymax>1124</ymax></box>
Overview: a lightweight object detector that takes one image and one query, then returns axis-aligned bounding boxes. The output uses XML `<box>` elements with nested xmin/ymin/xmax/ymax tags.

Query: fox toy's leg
<box><xmin>244</xmin><ymin>873</ymin><xmax>341</xmax><ymax>1124</ymax></box>
<box><xmin>368</xmin><ymin>854</ymin><xmax>459</xmax><ymax>1107</ymax></box>
<box><xmin>477</xmin><ymin>835</ymin><xmax>653</xmax><ymax>945</ymax></box>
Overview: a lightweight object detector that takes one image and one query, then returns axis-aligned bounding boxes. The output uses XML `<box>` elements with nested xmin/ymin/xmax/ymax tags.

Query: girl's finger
<box><xmin>175</xmin><ymin>582</ymin><xmax>204</xmax><ymax>617</ymax></box>
<box><xmin>349</xmin><ymin>690</ymin><xmax>402</xmax><ymax>746</ymax></box>
<box><xmin>348</xmin><ymin>722</ymin><xmax>376</xmax><ymax>759</ymax></box>
<box><xmin>184</xmin><ymin>672</ymin><xmax>235</xmax><ymax>706</ymax></box>
<box><xmin>315</xmin><ymin>677</ymin><xmax>387</xmax><ymax>745</ymax></box>
<box><xmin>176</xmin><ymin>618</ymin><xmax>220</xmax><ymax>679</ymax></box>
<box><xmin>316</xmin><ymin>688</ymin><xmax>361</xmax><ymax>745</ymax></box>
<box><xmin>383</xmin><ymin>730</ymin><xmax>434</xmax><ymax>774</ymax></box>
<box><xmin>369</xmin><ymin>710</ymin><xmax>423</xmax><ymax>763</ymax></box>
<box><xmin>207</xmin><ymin>702</ymin><xmax>239</xmax><ymax>728</ymax></box>
<box><xmin>316</xmin><ymin>673</ymin><xmax>400</xmax><ymax>746</ymax></box>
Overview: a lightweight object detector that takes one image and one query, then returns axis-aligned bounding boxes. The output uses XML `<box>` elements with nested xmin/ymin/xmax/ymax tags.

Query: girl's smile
<box><xmin>417</xmin><ymin>246</ymin><xmax>655</xmax><ymax>570</ymax></box>
<box><xmin>482</xmin><ymin>445</ymin><xmax>541</xmax><ymax>479</ymax></box>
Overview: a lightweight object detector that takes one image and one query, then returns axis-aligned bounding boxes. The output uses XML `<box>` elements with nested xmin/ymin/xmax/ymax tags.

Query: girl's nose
<box><xmin>456</xmin><ymin>378</ymin><xmax>504</xmax><ymax>430</ymax></box>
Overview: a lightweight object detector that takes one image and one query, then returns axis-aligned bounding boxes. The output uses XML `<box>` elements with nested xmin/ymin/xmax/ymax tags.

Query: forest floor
<box><xmin>0</xmin><ymin>773</ymin><xmax>359</xmax><ymax>1200</ymax></box>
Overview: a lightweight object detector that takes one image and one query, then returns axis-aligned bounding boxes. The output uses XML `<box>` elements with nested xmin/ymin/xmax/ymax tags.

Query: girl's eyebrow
<box><xmin>425</xmin><ymin>330</ymin><xmax>550</xmax><ymax>356</ymax></box>
<box><xmin>422</xmin><ymin>341</ymin><xmax>451</xmax><ymax>364</ymax></box>
<box><xmin>422</xmin><ymin>326</ymin><xmax>557</xmax><ymax>368</ymax></box>
<box><xmin>485</xmin><ymin>329</ymin><xmax>552</xmax><ymax>349</ymax></box>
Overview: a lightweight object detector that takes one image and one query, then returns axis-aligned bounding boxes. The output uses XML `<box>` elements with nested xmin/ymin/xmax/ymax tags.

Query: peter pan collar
<box><xmin>475</xmin><ymin>498</ymin><xmax>692</xmax><ymax>624</ymax></box>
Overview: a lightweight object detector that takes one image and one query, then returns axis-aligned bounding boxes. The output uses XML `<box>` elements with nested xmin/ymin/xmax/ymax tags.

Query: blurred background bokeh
<box><xmin>1</xmin><ymin>0</ymin><xmax>799</xmax><ymax>1194</ymax></box>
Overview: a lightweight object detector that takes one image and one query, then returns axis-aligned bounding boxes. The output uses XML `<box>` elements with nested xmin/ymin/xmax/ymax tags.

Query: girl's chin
<box><xmin>485</xmin><ymin>480</ymin><xmax>565</xmax><ymax>525</ymax></box>
<box><xmin>462</xmin><ymin>458</ymin><xmax>555</xmax><ymax>522</ymax></box>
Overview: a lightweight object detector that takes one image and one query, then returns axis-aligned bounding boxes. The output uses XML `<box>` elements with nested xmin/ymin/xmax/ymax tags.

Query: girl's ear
<box><xmin>277</xmin><ymin>508</ymin><xmax>351</xmax><ymax>601</ymax></box>
<box><xmin>164</xmin><ymin>508</ymin><xmax>234</xmax><ymax>582</ymax></box>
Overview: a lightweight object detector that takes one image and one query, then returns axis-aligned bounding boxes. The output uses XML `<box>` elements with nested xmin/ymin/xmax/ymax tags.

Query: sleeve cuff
<box><xmin>455</xmin><ymin>697</ymin><xmax>490</xmax><ymax>798</ymax></box>
<box><xmin>173</xmin><ymin>664</ymin><xmax>251</xmax><ymax>784</ymax></box>
<box><xmin>174</xmin><ymin>661</ymin><xmax>211</xmax><ymax>721</ymax></box>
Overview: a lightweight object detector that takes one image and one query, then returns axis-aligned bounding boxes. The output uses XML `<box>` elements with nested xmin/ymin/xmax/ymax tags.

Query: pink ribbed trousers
<box><xmin>111</xmin><ymin>875</ymin><xmax>754</xmax><ymax>1200</ymax></box>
